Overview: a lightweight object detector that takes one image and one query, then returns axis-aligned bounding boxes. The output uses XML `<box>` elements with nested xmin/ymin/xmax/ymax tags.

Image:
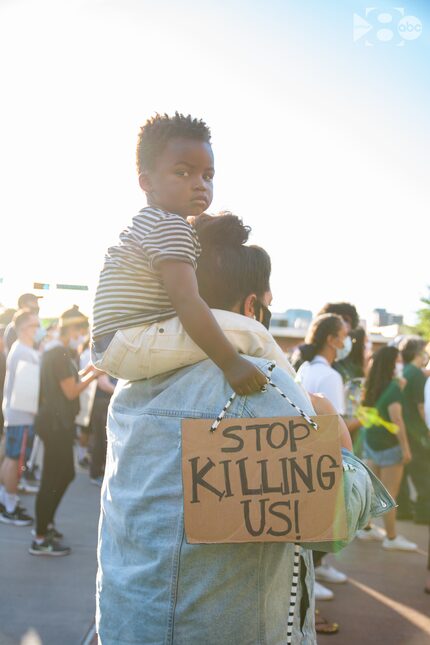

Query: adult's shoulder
<box><xmin>384</xmin><ymin>379</ymin><xmax>402</xmax><ymax>400</ymax></box>
<box><xmin>113</xmin><ymin>357</ymin><xmax>314</xmax><ymax>419</ymax></box>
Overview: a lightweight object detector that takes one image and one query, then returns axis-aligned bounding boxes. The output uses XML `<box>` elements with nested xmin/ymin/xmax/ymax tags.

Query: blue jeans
<box><xmin>363</xmin><ymin>440</ymin><xmax>403</xmax><ymax>467</ymax></box>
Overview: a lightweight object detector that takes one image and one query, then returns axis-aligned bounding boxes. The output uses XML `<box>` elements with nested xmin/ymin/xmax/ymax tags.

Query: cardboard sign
<box><xmin>10</xmin><ymin>361</ymin><xmax>40</xmax><ymax>415</ymax></box>
<box><xmin>182</xmin><ymin>415</ymin><xmax>347</xmax><ymax>544</ymax></box>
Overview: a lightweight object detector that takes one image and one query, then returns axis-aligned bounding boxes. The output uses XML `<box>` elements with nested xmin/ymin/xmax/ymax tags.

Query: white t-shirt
<box><xmin>424</xmin><ymin>377</ymin><xmax>430</xmax><ymax>429</ymax></box>
<box><xmin>297</xmin><ymin>355</ymin><xmax>345</xmax><ymax>414</ymax></box>
<box><xmin>2</xmin><ymin>341</ymin><xmax>40</xmax><ymax>426</ymax></box>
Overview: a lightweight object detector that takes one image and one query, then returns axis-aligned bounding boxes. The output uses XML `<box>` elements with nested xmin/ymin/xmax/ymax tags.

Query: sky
<box><xmin>0</xmin><ymin>0</ymin><xmax>429</xmax><ymax>324</ymax></box>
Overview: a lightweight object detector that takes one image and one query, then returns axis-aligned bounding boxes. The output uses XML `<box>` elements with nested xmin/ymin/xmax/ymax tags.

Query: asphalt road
<box><xmin>1</xmin><ymin>470</ymin><xmax>429</xmax><ymax>645</ymax></box>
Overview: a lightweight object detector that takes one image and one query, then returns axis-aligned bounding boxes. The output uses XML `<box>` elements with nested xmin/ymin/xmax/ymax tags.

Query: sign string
<box><xmin>206</xmin><ymin>363</ymin><xmax>325</xmax><ymax>637</ymax></box>
<box><xmin>286</xmin><ymin>544</ymin><xmax>301</xmax><ymax>645</ymax></box>
<box><xmin>210</xmin><ymin>362</ymin><xmax>318</xmax><ymax>432</ymax></box>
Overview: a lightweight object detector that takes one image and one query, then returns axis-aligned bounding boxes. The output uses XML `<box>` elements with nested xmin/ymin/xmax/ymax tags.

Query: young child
<box><xmin>92</xmin><ymin>113</ymin><xmax>267</xmax><ymax>395</ymax></box>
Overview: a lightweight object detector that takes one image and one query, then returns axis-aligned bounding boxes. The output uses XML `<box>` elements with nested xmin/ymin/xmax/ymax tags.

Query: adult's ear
<box><xmin>242</xmin><ymin>293</ymin><xmax>257</xmax><ymax>319</ymax></box>
<box><xmin>327</xmin><ymin>334</ymin><xmax>338</xmax><ymax>349</ymax></box>
<box><xmin>138</xmin><ymin>172</ymin><xmax>152</xmax><ymax>193</ymax></box>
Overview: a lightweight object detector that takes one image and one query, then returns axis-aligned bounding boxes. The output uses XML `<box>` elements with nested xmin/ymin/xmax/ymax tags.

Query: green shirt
<box><xmin>402</xmin><ymin>363</ymin><xmax>428</xmax><ymax>449</ymax></box>
<box><xmin>365</xmin><ymin>380</ymin><xmax>402</xmax><ymax>451</ymax></box>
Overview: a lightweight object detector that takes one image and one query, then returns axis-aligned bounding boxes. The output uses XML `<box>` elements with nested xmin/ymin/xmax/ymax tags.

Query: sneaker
<box><xmin>314</xmin><ymin>581</ymin><xmax>334</xmax><ymax>601</ymax></box>
<box><xmin>47</xmin><ymin>526</ymin><xmax>64</xmax><ymax>540</ymax></box>
<box><xmin>382</xmin><ymin>535</ymin><xmax>418</xmax><ymax>552</ymax></box>
<box><xmin>31</xmin><ymin>526</ymin><xmax>64</xmax><ymax>540</ymax></box>
<box><xmin>356</xmin><ymin>525</ymin><xmax>386</xmax><ymax>542</ymax></box>
<box><xmin>29</xmin><ymin>537</ymin><xmax>71</xmax><ymax>557</ymax></box>
<box><xmin>315</xmin><ymin>564</ymin><xmax>347</xmax><ymax>584</ymax></box>
<box><xmin>90</xmin><ymin>477</ymin><xmax>103</xmax><ymax>487</ymax></box>
<box><xmin>78</xmin><ymin>456</ymin><xmax>90</xmax><ymax>469</ymax></box>
<box><xmin>0</xmin><ymin>506</ymin><xmax>34</xmax><ymax>526</ymax></box>
<box><xmin>18</xmin><ymin>480</ymin><xmax>40</xmax><ymax>494</ymax></box>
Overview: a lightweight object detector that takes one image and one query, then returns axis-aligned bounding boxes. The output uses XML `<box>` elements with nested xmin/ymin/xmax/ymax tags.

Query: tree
<box><xmin>415</xmin><ymin>287</ymin><xmax>430</xmax><ymax>340</ymax></box>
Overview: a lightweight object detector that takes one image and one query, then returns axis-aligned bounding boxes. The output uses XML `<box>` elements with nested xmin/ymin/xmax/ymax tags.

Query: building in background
<box><xmin>271</xmin><ymin>309</ymin><xmax>313</xmax><ymax>330</ymax></box>
<box><xmin>373</xmin><ymin>308</ymin><xmax>404</xmax><ymax>327</ymax></box>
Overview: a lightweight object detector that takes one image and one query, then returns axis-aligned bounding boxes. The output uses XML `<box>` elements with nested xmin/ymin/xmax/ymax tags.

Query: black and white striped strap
<box><xmin>286</xmin><ymin>543</ymin><xmax>301</xmax><ymax>644</ymax></box>
<box><xmin>210</xmin><ymin>392</ymin><xmax>237</xmax><ymax>432</ymax></box>
<box><xmin>210</xmin><ymin>362</ymin><xmax>318</xmax><ymax>432</ymax></box>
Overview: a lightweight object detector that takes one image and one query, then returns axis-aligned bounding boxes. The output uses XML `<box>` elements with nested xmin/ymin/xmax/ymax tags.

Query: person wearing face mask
<box><xmin>297</xmin><ymin>314</ymin><xmax>350</xmax><ymax>415</ymax></box>
<box><xmin>360</xmin><ymin>346</ymin><xmax>416</xmax><ymax>550</ymax></box>
<box><xmin>30</xmin><ymin>306</ymin><xmax>99</xmax><ymax>556</ymax></box>
<box><xmin>0</xmin><ymin>310</ymin><xmax>40</xmax><ymax>525</ymax></box>
<box><xmin>3</xmin><ymin>293</ymin><xmax>42</xmax><ymax>354</ymax></box>
<box><xmin>296</xmin><ymin>314</ymin><xmax>350</xmax><ymax>606</ymax></box>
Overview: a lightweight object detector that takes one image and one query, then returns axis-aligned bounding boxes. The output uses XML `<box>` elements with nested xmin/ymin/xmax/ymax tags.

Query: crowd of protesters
<box><xmin>292</xmin><ymin>302</ymin><xmax>430</xmax><ymax>632</ymax></box>
<box><xmin>1</xmin><ymin>114</ymin><xmax>428</xmax><ymax>645</ymax></box>
<box><xmin>0</xmin><ymin>292</ymin><xmax>429</xmax><ymax>629</ymax></box>
<box><xmin>0</xmin><ymin>294</ymin><xmax>114</xmax><ymax>557</ymax></box>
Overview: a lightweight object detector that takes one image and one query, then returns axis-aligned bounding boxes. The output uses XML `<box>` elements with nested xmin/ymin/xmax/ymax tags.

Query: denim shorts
<box><xmin>5</xmin><ymin>425</ymin><xmax>35</xmax><ymax>461</ymax></box>
<box><xmin>363</xmin><ymin>440</ymin><xmax>403</xmax><ymax>467</ymax></box>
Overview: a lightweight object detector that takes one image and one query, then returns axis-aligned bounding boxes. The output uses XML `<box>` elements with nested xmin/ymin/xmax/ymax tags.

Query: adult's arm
<box><xmin>309</xmin><ymin>393</ymin><xmax>353</xmax><ymax>451</ymax></box>
<box><xmin>387</xmin><ymin>401</ymin><xmax>412</xmax><ymax>464</ymax></box>
<box><xmin>425</xmin><ymin>379</ymin><xmax>430</xmax><ymax>428</ymax></box>
<box><xmin>60</xmin><ymin>371</ymin><xmax>98</xmax><ymax>401</ymax></box>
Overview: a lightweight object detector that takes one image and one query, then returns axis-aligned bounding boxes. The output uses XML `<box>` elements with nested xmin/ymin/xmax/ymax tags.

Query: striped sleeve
<box><xmin>139</xmin><ymin>216</ymin><xmax>200</xmax><ymax>272</ymax></box>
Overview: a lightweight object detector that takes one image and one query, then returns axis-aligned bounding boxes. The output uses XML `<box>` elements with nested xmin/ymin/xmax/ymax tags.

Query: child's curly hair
<box><xmin>136</xmin><ymin>112</ymin><xmax>211</xmax><ymax>174</ymax></box>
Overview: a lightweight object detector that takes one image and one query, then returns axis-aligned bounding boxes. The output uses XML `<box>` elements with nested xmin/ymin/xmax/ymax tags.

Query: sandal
<box><xmin>315</xmin><ymin>609</ymin><xmax>339</xmax><ymax>635</ymax></box>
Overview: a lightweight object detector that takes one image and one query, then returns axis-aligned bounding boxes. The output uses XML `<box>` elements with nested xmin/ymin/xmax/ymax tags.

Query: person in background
<box><xmin>0</xmin><ymin>326</ymin><xmax>6</xmax><ymax>438</ymax></box>
<box><xmin>425</xmin><ymin>341</ymin><xmax>430</xmax><ymax>430</ymax></box>
<box><xmin>337</xmin><ymin>327</ymin><xmax>370</xmax><ymax>452</ymax></box>
<box><xmin>297</xmin><ymin>313</ymin><xmax>349</xmax><ymax>605</ymax></box>
<box><xmin>318</xmin><ymin>301</ymin><xmax>359</xmax><ymax>333</ymax></box>
<box><xmin>298</xmin><ymin>313</ymin><xmax>349</xmax><ymax>414</ymax></box>
<box><xmin>30</xmin><ymin>306</ymin><xmax>99</xmax><ymax>556</ymax></box>
<box><xmin>397</xmin><ymin>337</ymin><xmax>430</xmax><ymax>525</ymax></box>
<box><xmin>4</xmin><ymin>293</ymin><xmax>42</xmax><ymax>353</ymax></box>
<box><xmin>89</xmin><ymin>374</ymin><xmax>116</xmax><ymax>487</ymax></box>
<box><xmin>77</xmin><ymin>338</ymin><xmax>93</xmax><ymax>468</ymax></box>
<box><xmin>359</xmin><ymin>346</ymin><xmax>416</xmax><ymax>550</ymax></box>
<box><xmin>0</xmin><ymin>310</ymin><xmax>40</xmax><ymax>525</ymax></box>
<box><xmin>424</xmin><ymin>343</ymin><xmax>430</xmax><ymax>594</ymax></box>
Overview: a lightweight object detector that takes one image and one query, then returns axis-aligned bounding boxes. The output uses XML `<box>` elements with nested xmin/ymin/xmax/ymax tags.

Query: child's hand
<box><xmin>223</xmin><ymin>355</ymin><xmax>269</xmax><ymax>395</ymax></box>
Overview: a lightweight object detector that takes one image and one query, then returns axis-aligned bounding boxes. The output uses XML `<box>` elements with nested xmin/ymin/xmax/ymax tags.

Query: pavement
<box><xmin>1</xmin><ymin>472</ymin><xmax>429</xmax><ymax>644</ymax></box>
<box><xmin>0</xmin><ymin>470</ymin><xmax>100</xmax><ymax>645</ymax></box>
<box><xmin>317</xmin><ymin>519</ymin><xmax>430</xmax><ymax>644</ymax></box>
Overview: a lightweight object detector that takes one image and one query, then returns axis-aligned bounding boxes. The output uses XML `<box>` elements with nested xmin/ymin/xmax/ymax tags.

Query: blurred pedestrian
<box><xmin>396</xmin><ymin>337</ymin><xmax>430</xmax><ymax>525</ymax></box>
<box><xmin>297</xmin><ymin>313</ymin><xmax>349</xmax><ymax>604</ymax></box>
<box><xmin>360</xmin><ymin>346</ymin><xmax>416</xmax><ymax>550</ymax></box>
<box><xmin>297</xmin><ymin>313</ymin><xmax>349</xmax><ymax>414</ymax></box>
<box><xmin>0</xmin><ymin>310</ymin><xmax>40</xmax><ymax>525</ymax></box>
<box><xmin>4</xmin><ymin>294</ymin><xmax>42</xmax><ymax>353</ymax></box>
<box><xmin>0</xmin><ymin>326</ymin><xmax>6</xmax><ymax>438</ymax></box>
<box><xmin>30</xmin><ymin>306</ymin><xmax>99</xmax><ymax>556</ymax></box>
<box><xmin>337</xmin><ymin>327</ymin><xmax>369</xmax><ymax>453</ymax></box>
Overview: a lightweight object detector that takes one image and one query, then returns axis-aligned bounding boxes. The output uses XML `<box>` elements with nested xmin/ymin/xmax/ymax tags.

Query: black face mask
<box><xmin>240</xmin><ymin>300</ymin><xmax>272</xmax><ymax>330</ymax></box>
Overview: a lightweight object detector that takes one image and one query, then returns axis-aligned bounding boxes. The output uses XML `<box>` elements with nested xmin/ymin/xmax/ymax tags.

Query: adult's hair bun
<box><xmin>194</xmin><ymin>211</ymin><xmax>251</xmax><ymax>249</ymax></box>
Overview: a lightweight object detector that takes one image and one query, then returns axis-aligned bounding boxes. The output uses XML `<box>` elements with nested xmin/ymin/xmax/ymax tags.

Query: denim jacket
<box><xmin>96</xmin><ymin>358</ymin><xmax>394</xmax><ymax>645</ymax></box>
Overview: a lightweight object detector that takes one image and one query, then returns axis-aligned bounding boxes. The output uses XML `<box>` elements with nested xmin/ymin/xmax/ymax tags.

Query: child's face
<box><xmin>140</xmin><ymin>137</ymin><xmax>214</xmax><ymax>218</ymax></box>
